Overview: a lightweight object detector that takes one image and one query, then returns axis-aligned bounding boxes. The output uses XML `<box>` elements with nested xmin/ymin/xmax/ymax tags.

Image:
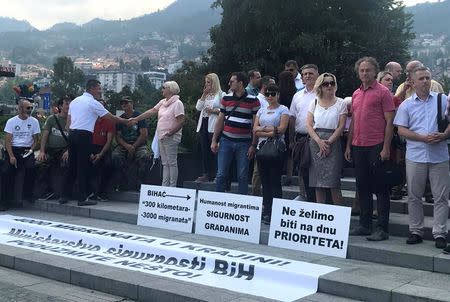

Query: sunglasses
<box><xmin>265</xmin><ymin>92</ymin><xmax>277</xmax><ymax>97</ymax></box>
<box><xmin>321</xmin><ymin>81</ymin><xmax>336</xmax><ymax>87</ymax></box>
<box><xmin>26</xmin><ymin>106</ymin><xmax>32</xmax><ymax>110</ymax></box>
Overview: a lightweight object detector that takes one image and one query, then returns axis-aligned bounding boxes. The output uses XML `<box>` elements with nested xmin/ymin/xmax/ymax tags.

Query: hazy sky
<box><xmin>0</xmin><ymin>0</ymin><xmax>439</xmax><ymax>31</ymax></box>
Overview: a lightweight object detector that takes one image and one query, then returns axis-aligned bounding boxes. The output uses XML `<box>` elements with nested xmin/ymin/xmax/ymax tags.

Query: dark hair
<box><xmin>285</xmin><ymin>60</ymin><xmax>298</xmax><ymax>69</ymax></box>
<box><xmin>232</xmin><ymin>71</ymin><xmax>248</xmax><ymax>88</ymax></box>
<box><xmin>260</xmin><ymin>75</ymin><xmax>275</xmax><ymax>89</ymax></box>
<box><xmin>278</xmin><ymin>71</ymin><xmax>296</xmax><ymax>108</ymax></box>
<box><xmin>86</xmin><ymin>79</ymin><xmax>101</xmax><ymax>91</ymax></box>
<box><xmin>57</xmin><ymin>96</ymin><xmax>71</xmax><ymax>110</ymax></box>
<box><xmin>247</xmin><ymin>70</ymin><xmax>260</xmax><ymax>79</ymax></box>
<box><xmin>354</xmin><ymin>56</ymin><xmax>379</xmax><ymax>74</ymax></box>
<box><xmin>266</xmin><ymin>83</ymin><xmax>279</xmax><ymax>93</ymax></box>
<box><xmin>300</xmin><ymin>64</ymin><xmax>319</xmax><ymax>73</ymax></box>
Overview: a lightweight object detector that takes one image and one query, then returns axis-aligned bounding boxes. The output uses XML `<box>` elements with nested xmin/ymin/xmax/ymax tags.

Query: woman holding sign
<box><xmin>253</xmin><ymin>84</ymin><xmax>290</xmax><ymax>225</ymax></box>
<box><xmin>306</xmin><ymin>73</ymin><xmax>347</xmax><ymax>205</ymax></box>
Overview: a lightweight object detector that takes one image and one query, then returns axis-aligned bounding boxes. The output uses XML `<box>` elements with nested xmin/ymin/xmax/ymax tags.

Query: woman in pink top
<box><xmin>131</xmin><ymin>81</ymin><xmax>185</xmax><ymax>187</ymax></box>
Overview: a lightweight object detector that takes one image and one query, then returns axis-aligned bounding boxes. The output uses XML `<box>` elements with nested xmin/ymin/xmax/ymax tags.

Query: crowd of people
<box><xmin>1</xmin><ymin>57</ymin><xmax>449</xmax><ymax>251</ymax></box>
<box><xmin>0</xmin><ymin>79</ymin><xmax>185</xmax><ymax>208</ymax></box>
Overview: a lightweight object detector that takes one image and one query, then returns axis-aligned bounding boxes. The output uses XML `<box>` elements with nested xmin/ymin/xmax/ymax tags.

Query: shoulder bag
<box><xmin>256</xmin><ymin>126</ymin><xmax>286</xmax><ymax>161</ymax></box>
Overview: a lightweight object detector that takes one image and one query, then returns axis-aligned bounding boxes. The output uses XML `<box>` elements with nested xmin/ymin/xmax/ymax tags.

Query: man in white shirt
<box><xmin>289</xmin><ymin>64</ymin><xmax>319</xmax><ymax>201</ymax></box>
<box><xmin>3</xmin><ymin>99</ymin><xmax>40</xmax><ymax>209</ymax></box>
<box><xmin>285</xmin><ymin>60</ymin><xmax>305</xmax><ymax>91</ymax></box>
<box><xmin>62</xmin><ymin>79</ymin><xmax>129</xmax><ymax>206</ymax></box>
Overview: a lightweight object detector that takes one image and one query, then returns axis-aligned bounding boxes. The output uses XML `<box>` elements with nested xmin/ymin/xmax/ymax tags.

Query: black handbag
<box><xmin>256</xmin><ymin>126</ymin><xmax>286</xmax><ymax>161</ymax></box>
<box><xmin>371</xmin><ymin>158</ymin><xmax>405</xmax><ymax>190</ymax></box>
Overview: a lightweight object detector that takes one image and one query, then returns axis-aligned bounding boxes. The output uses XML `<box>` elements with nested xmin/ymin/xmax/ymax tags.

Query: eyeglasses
<box><xmin>265</xmin><ymin>92</ymin><xmax>277</xmax><ymax>97</ymax></box>
<box><xmin>321</xmin><ymin>81</ymin><xmax>336</xmax><ymax>87</ymax></box>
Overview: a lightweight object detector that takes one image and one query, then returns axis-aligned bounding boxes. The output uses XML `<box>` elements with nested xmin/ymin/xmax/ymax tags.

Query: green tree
<box><xmin>439</xmin><ymin>75</ymin><xmax>450</xmax><ymax>94</ymax></box>
<box><xmin>209</xmin><ymin>0</ymin><xmax>414</xmax><ymax>96</ymax></box>
<box><xmin>50</xmin><ymin>56</ymin><xmax>85</xmax><ymax>100</ymax></box>
<box><xmin>140</xmin><ymin>56</ymin><xmax>152</xmax><ymax>71</ymax></box>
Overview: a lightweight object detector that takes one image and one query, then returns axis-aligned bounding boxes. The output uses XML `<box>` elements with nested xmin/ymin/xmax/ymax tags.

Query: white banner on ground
<box><xmin>0</xmin><ymin>215</ymin><xmax>338</xmax><ymax>302</ymax></box>
<box><xmin>195</xmin><ymin>191</ymin><xmax>262</xmax><ymax>244</ymax></box>
<box><xmin>137</xmin><ymin>185</ymin><xmax>196</xmax><ymax>233</ymax></box>
<box><xmin>268</xmin><ymin>199</ymin><xmax>351</xmax><ymax>258</ymax></box>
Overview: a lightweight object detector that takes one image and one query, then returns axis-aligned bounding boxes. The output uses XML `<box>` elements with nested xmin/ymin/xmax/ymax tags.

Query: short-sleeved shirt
<box><xmin>93</xmin><ymin>118</ymin><xmax>115</xmax><ymax>146</ymax></box>
<box><xmin>256</xmin><ymin>105</ymin><xmax>289</xmax><ymax>146</ymax></box>
<box><xmin>290</xmin><ymin>88</ymin><xmax>316</xmax><ymax>134</ymax></box>
<box><xmin>154</xmin><ymin>95</ymin><xmax>185</xmax><ymax>143</ymax></box>
<box><xmin>4</xmin><ymin>116</ymin><xmax>40</xmax><ymax>147</ymax></box>
<box><xmin>351</xmin><ymin>81</ymin><xmax>395</xmax><ymax>146</ymax></box>
<box><xmin>395</xmin><ymin>79</ymin><xmax>444</xmax><ymax>100</ymax></box>
<box><xmin>220</xmin><ymin>91</ymin><xmax>260</xmax><ymax>141</ymax></box>
<box><xmin>308</xmin><ymin>97</ymin><xmax>347</xmax><ymax>130</ymax></box>
<box><xmin>69</xmin><ymin>92</ymin><xmax>108</xmax><ymax>132</ymax></box>
<box><xmin>116</xmin><ymin>111</ymin><xmax>148</xmax><ymax>144</ymax></box>
<box><xmin>42</xmin><ymin>114</ymin><xmax>68</xmax><ymax>149</ymax></box>
<box><xmin>394</xmin><ymin>92</ymin><xmax>449</xmax><ymax>163</ymax></box>
<box><xmin>257</xmin><ymin>93</ymin><xmax>269</xmax><ymax>109</ymax></box>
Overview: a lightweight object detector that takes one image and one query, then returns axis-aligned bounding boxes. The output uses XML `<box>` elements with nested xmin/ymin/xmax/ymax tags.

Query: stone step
<box><xmin>183</xmin><ymin>181</ymin><xmax>450</xmax><ymax>218</ymax></box>
<box><xmin>29</xmin><ymin>199</ymin><xmax>450</xmax><ymax>272</ymax></box>
<box><xmin>0</xmin><ymin>266</ymin><xmax>134</xmax><ymax>302</ymax></box>
<box><xmin>0</xmin><ymin>210</ymin><xmax>449</xmax><ymax>302</ymax></box>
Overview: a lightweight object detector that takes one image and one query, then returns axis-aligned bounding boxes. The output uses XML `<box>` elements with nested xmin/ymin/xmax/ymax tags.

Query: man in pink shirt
<box><xmin>345</xmin><ymin>56</ymin><xmax>395</xmax><ymax>241</ymax></box>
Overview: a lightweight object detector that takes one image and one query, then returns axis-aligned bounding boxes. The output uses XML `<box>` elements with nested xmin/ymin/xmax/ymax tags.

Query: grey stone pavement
<box><xmin>0</xmin><ymin>266</ymin><xmax>133</xmax><ymax>302</ymax></box>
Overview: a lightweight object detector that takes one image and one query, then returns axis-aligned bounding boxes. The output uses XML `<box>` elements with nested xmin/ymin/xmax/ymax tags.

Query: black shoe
<box><xmin>58</xmin><ymin>197</ymin><xmax>68</xmax><ymax>204</ymax></box>
<box><xmin>78</xmin><ymin>199</ymin><xmax>97</xmax><ymax>206</ymax></box>
<box><xmin>42</xmin><ymin>191</ymin><xmax>55</xmax><ymax>200</ymax></box>
<box><xmin>406</xmin><ymin>234</ymin><xmax>423</xmax><ymax>244</ymax></box>
<box><xmin>390</xmin><ymin>193</ymin><xmax>402</xmax><ymax>200</ymax></box>
<box><xmin>349</xmin><ymin>226</ymin><xmax>372</xmax><ymax>236</ymax></box>
<box><xmin>443</xmin><ymin>245</ymin><xmax>450</xmax><ymax>254</ymax></box>
<box><xmin>435</xmin><ymin>237</ymin><xmax>447</xmax><ymax>249</ymax></box>
<box><xmin>97</xmin><ymin>193</ymin><xmax>109</xmax><ymax>201</ymax></box>
<box><xmin>366</xmin><ymin>229</ymin><xmax>389</xmax><ymax>241</ymax></box>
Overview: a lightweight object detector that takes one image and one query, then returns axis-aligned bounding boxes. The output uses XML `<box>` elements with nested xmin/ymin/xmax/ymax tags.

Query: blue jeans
<box><xmin>216</xmin><ymin>137</ymin><xmax>251</xmax><ymax>195</ymax></box>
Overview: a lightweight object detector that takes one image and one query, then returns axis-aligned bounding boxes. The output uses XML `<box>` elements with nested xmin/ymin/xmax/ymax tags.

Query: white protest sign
<box><xmin>137</xmin><ymin>185</ymin><xmax>196</xmax><ymax>233</ymax></box>
<box><xmin>0</xmin><ymin>215</ymin><xmax>338</xmax><ymax>302</ymax></box>
<box><xmin>268</xmin><ymin>199</ymin><xmax>351</xmax><ymax>258</ymax></box>
<box><xmin>195</xmin><ymin>191</ymin><xmax>262</xmax><ymax>244</ymax></box>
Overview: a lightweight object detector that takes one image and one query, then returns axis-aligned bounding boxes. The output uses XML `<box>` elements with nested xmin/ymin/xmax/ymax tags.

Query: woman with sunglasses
<box><xmin>306</xmin><ymin>73</ymin><xmax>347</xmax><ymax>205</ymax></box>
<box><xmin>253</xmin><ymin>84</ymin><xmax>290</xmax><ymax>224</ymax></box>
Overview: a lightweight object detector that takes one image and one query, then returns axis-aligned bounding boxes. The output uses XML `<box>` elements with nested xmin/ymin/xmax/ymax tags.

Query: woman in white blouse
<box><xmin>195</xmin><ymin>73</ymin><xmax>224</xmax><ymax>182</ymax></box>
<box><xmin>306</xmin><ymin>73</ymin><xmax>347</xmax><ymax>205</ymax></box>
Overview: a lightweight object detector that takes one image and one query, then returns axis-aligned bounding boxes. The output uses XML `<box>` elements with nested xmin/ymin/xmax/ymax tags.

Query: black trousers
<box><xmin>198</xmin><ymin>118</ymin><xmax>216</xmax><ymax>179</ymax></box>
<box><xmin>65</xmin><ymin>130</ymin><xmax>92</xmax><ymax>202</ymax></box>
<box><xmin>5</xmin><ymin>147</ymin><xmax>35</xmax><ymax>203</ymax></box>
<box><xmin>353</xmin><ymin>143</ymin><xmax>390</xmax><ymax>232</ymax></box>
<box><xmin>257</xmin><ymin>157</ymin><xmax>283</xmax><ymax>216</ymax></box>
<box><xmin>90</xmin><ymin>144</ymin><xmax>112</xmax><ymax>196</ymax></box>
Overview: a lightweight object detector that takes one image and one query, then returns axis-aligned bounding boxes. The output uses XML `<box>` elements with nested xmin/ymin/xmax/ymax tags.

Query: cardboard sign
<box><xmin>195</xmin><ymin>191</ymin><xmax>262</xmax><ymax>243</ymax></box>
<box><xmin>0</xmin><ymin>215</ymin><xmax>338</xmax><ymax>302</ymax></box>
<box><xmin>268</xmin><ymin>199</ymin><xmax>351</xmax><ymax>258</ymax></box>
<box><xmin>137</xmin><ymin>185</ymin><xmax>196</xmax><ymax>233</ymax></box>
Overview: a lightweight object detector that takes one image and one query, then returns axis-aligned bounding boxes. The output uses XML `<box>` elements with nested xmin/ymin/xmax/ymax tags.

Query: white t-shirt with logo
<box><xmin>4</xmin><ymin>116</ymin><xmax>41</xmax><ymax>147</ymax></box>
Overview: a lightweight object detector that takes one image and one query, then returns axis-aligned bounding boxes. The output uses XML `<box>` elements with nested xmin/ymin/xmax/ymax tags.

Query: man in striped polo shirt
<box><xmin>211</xmin><ymin>71</ymin><xmax>260</xmax><ymax>195</ymax></box>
